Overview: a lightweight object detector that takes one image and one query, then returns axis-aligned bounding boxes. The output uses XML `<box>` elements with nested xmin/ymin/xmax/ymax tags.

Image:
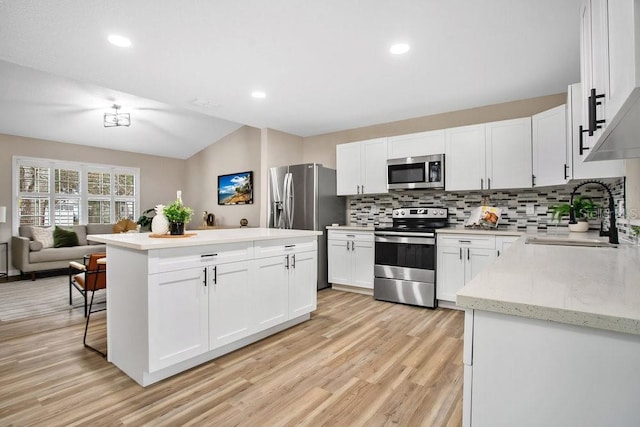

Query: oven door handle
<box><xmin>374</xmin><ymin>234</ymin><xmax>436</xmax><ymax>245</ymax></box>
<box><xmin>374</xmin><ymin>231</ymin><xmax>435</xmax><ymax>238</ymax></box>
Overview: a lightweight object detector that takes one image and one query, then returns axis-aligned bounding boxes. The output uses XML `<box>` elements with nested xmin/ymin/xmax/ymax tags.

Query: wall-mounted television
<box><xmin>217</xmin><ymin>171</ymin><xmax>254</xmax><ymax>205</ymax></box>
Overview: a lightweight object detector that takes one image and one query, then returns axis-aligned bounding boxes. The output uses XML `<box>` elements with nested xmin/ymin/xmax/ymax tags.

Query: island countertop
<box><xmin>88</xmin><ymin>227</ymin><xmax>322</xmax><ymax>250</ymax></box>
<box><xmin>456</xmin><ymin>237</ymin><xmax>640</xmax><ymax>335</ymax></box>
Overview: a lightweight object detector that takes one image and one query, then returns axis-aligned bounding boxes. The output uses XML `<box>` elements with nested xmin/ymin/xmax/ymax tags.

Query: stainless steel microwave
<box><xmin>387</xmin><ymin>154</ymin><xmax>445</xmax><ymax>190</ymax></box>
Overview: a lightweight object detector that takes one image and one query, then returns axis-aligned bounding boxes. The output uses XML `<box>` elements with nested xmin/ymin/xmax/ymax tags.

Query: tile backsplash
<box><xmin>347</xmin><ymin>178</ymin><xmax>629</xmax><ymax>236</ymax></box>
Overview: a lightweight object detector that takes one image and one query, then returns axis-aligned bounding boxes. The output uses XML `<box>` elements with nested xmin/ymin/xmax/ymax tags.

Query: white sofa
<box><xmin>11</xmin><ymin>224</ymin><xmax>115</xmax><ymax>280</ymax></box>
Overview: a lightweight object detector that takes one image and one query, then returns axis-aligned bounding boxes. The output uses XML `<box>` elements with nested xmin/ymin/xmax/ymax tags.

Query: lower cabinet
<box><xmin>148</xmin><ymin>267</ymin><xmax>209</xmax><ymax>372</ymax></box>
<box><xmin>146</xmin><ymin>237</ymin><xmax>317</xmax><ymax>375</ymax></box>
<box><xmin>437</xmin><ymin>233</ymin><xmax>520</xmax><ymax>303</ymax></box>
<box><xmin>327</xmin><ymin>230</ymin><xmax>374</xmax><ymax>290</ymax></box>
<box><xmin>208</xmin><ymin>261</ymin><xmax>251</xmax><ymax>349</ymax></box>
<box><xmin>437</xmin><ymin>234</ymin><xmax>497</xmax><ymax>303</ymax></box>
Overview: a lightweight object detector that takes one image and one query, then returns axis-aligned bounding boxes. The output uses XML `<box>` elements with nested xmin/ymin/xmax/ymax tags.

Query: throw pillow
<box><xmin>53</xmin><ymin>226</ymin><xmax>79</xmax><ymax>248</ymax></box>
<box><xmin>31</xmin><ymin>226</ymin><xmax>54</xmax><ymax>249</ymax></box>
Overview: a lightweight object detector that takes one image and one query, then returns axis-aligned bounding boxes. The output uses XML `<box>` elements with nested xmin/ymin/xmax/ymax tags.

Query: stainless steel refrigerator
<box><xmin>268</xmin><ymin>163</ymin><xmax>345</xmax><ymax>290</ymax></box>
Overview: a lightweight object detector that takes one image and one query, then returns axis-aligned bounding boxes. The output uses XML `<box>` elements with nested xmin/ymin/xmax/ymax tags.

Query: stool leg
<box><xmin>83</xmin><ymin>289</ymin><xmax>106</xmax><ymax>358</ymax></box>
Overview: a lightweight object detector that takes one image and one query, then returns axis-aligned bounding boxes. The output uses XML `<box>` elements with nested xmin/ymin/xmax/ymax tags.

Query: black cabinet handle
<box><xmin>213</xmin><ymin>266</ymin><xmax>217</xmax><ymax>285</ymax></box>
<box><xmin>292</xmin><ymin>254</ymin><xmax>296</xmax><ymax>269</ymax></box>
<box><xmin>459</xmin><ymin>247</ymin><xmax>462</xmax><ymax>260</ymax></box>
<box><xmin>579</xmin><ymin>125</ymin><xmax>590</xmax><ymax>155</ymax></box>
<box><xmin>467</xmin><ymin>248</ymin><xmax>470</xmax><ymax>261</ymax></box>
<box><xmin>588</xmin><ymin>88</ymin><xmax>606</xmax><ymax>136</ymax></box>
<box><xmin>284</xmin><ymin>244</ymin><xmax>296</xmax><ymax>248</ymax></box>
<box><xmin>285</xmin><ymin>255</ymin><xmax>289</xmax><ymax>269</ymax></box>
<box><xmin>201</xmin><ymin>253</ymin><xmax>217</xmax><ymax>258</ymax></box>
<box><xmin>564</xmin><ymin>164</ymin><xmax>569</xmax><ymax>180</ymax></box>
<box><xmin>203</xmin><ymin>267</ymin><xmax>207</xmax><ymax>287</ymax></box>
<box><xmin>532</xmin><ymin>175</ymin><xmax>536</xmax><ymax>187</ymax></box>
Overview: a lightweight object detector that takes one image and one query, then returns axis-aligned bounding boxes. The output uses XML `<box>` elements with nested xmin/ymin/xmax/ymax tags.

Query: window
<box><xmin>14</xmin><ymin>157</ymin><xmax>139</xmax><ymax>229</ymax></box>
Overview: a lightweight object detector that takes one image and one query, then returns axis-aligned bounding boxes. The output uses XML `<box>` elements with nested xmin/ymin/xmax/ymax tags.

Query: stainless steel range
<box><xmin>374</xmin><ymin>207</ymin><xmax>449</xmax><ymax>308</ymax></box>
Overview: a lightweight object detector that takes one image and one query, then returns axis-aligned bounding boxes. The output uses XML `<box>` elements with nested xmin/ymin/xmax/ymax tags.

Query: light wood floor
<box><xmin>0</xmin><ymin>288</ymin><xmax>464</xmax><ymax>426</ymax></box>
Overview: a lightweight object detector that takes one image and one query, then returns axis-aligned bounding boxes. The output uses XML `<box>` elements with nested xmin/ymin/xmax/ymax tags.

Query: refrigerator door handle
<box><xmin>286</xmin><ymin>172</ymin><xmax>295</xmax><ymax>229</ymax></box>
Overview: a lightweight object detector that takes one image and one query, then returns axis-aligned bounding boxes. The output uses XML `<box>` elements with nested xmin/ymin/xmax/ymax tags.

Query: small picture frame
<box><xmin>218</xmin><ymin>171</ymin><xmax>254</xmax><ymax>205</ymax></box>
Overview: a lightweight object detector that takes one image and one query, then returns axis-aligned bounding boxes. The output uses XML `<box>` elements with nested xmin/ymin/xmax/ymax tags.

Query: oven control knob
<box><xmin>401</xmin><ymin>211</ymin><xmax>406</xmax><ymax>215</ymax></box>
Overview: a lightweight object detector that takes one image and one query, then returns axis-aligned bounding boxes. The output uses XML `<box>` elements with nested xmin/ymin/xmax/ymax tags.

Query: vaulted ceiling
<box><xmin>0</xmin><ymin>0</ymin><xmax>583</xmax><ymax>159</ymax></box>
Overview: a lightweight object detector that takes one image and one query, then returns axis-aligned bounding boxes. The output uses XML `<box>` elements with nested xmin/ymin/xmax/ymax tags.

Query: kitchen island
<box><xmin>89</xmin><ymin>228</ymin><xmax>321</xmax><ymax>386</ymax></box>
<box><xmin>456</xmin><ymin>236</ymin><xmax>640</xmax><ymax>426</ymax></box>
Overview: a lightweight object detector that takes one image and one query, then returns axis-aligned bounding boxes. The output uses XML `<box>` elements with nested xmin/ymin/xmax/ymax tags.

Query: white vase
<box><xmin>568</xmin><ymin>221</ymin><xmax>589</xmax><ymax>232</ymax></box>
<box><xmin>151</xmin><ymin>204</ymin><xmax>169</xmax><ymax>234</ymax></box>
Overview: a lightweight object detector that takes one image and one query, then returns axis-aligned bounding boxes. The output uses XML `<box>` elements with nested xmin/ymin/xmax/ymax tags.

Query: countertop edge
<box><xmin>456</xmin><ymin>294</ymin><xmax>640</xmax><ymax>335</ymax></box>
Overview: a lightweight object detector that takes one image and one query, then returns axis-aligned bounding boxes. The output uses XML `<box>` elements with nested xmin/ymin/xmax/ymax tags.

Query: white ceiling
<box><xmin>0</xmin><ymin>0</ymin><xmax>583</xmax><ymax>159</ymax></box>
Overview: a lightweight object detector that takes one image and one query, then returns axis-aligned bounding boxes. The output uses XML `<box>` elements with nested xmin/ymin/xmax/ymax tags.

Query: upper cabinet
<box><xmin>581</xmin><ymin>0</ymin><xmax>640</xmax><ymax>160</ymax></box>
<box><xmin>336</xmin><ymin>138</ymin><xmax>388</xmax><ymax>196</ymax></box>
<box><xmin>445</xmin><ymin>118</ymin><xmax>532</xmax><ymax>191</ymax></box>
<box><xmin>532</xmin><ymin>105</ymin><xmax>568</xmax><ymax>187</ymax></box>
<box><xmin>387</xmin><ymin>130</ymin><xmax>445</xmax><ymax>159</ymax></box>
<box><xmin>567</xmin><ymin>83</ymin><xmax>625</xmax><ymax>179</ymax></box>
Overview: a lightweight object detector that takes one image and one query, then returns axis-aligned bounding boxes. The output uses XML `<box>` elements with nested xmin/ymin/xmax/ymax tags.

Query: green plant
<box><xmin>631</xmin><ymin>225</ymin><xmax>640</xmax><ymax>236</ymax></box>
<box><xmin>549</xmin><ymin>196</ymin><xmax>601</xmax><ymax>221</ymax></box>
<box><xmin>136</xmin><ymin>208</ymin><xmax>155</xmax><ymax>230</ymax></box>
<box><xmin>163</xmin><ymin>199</ymin><xmax>194</xmax><ymax>223</ymax></box>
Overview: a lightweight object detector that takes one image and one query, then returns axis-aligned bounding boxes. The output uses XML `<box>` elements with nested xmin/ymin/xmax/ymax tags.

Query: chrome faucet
<box><xmin>569</xmin><ymin>180</ymin><xmax>618</xmax><ymax>244</ymax></box>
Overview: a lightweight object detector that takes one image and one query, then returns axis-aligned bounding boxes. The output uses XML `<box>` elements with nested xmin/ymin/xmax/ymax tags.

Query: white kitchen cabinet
<box><xmin>387</xmin><ymin>130</ymin><xmax>445</xmax><ymax>159</ymax></box>
<box><xmin>567</xmin><ymin>83</ymin><xmax>625</xmax><ymax>178</ymax></box>
<box><xmin>327</xmin><ymin>230</ymin><xmax>374</xmax><ymax>291</ymax></box>
<box><xmin>485</xmin><ymin>118</ymin><xmax>533</xmax><ymax>190</ymax></box>
<box><xmin>253</xmin><ymin>238</ymin><xmax>318</xmax><ymax>332</ymax></box>
<box><xmin>445</xmin><ymin>124</ymin><xmax>486</xmax><ymax>191</ymax></box>
<box><xmin>495</xmin><ymin>235</ymin><xmax>518</xmax><ymax>257</ymax></box>
<box><xmin>532</xmin><ymin>105</ymin><xmax>568</xmax><ymax>187</ymax></box>
<box><xmin>445</xmin><ymin>118</ymin><xmax>532</xmax><ymax>191</ymax></box>
<box><xmin>436</xmin><ymin>234</ymin><xmax>496</xmax><ymax>303</ymax></box>
<box><xmin>148</xmin><ymin>267</ymin><xmax>209</xmax><ymax>372</ymax></box>
<box><xmin>336</xmin><ymin>138</ymin><xmax>388</xmax><ymax>195</ymax></box>
<box><xmin>581</xmin><ymin>0</ymin><xmax>640</xmax><ymax>160</ymax></box>
<box><xmin>208</xmin><ymin>261</ymin><xmax>251</xmax><ymax>349</ymax></box>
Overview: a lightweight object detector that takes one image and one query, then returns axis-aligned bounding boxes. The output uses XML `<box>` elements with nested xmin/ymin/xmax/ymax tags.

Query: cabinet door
<box><xmin>252</xmin><ymin>256</ymin><xmax>289</xmax><ymax>332</ymax></box>
<box><xmin>496</xmin><ymin>236</ymin><xmax>519</xmax><ymax>257</ymax></box>
<box><xmin>445</xmin><ymin>124</ymin><xmax>486</xmax><ymax>191</ymax></box>
<box><xmin>465</xmin><ymin>248</ymin><xmax>497</xmax><ymax>284</ymax></box>
<box><xmin>148</xmin><ymin>268</ymin><xmax>208</xmax><ymax>372</ymax></box>
<box><xmin>568</xmin><ymin>83</ymin><xmax>625</xmax><ymax>179</ymax></box>
<box><xmin>387</xmin><ymin>130</ymin><xmax>445</xmax><ymax>158</ymax></box>
<box><xmin>327</xmin><ymin>239</ymin><xmax>350</xmax><ymax>285</ymax></box>
<box><xmin>351</xmin><ymin>239</ymin><xmax>374</xmax><ymax>289</ymax></box>
<box><xmin>532</xmin><ymin>105</ymin><xmax>568</xmax><ymax>187</ymax></box>
<box><xmin>361</xmin><ymin>138</ymin><xmax>388</xmax><ymax>194</ymax></box>
<box><xmin>209</xmin><ymin>261</ymin><xmax>251</xmax><ymax>350</ymax></box>
<box><xmin>436</xmin><ymin>245</ymin><xmax>466</xmax><ymax>302</ymax></box>
<box><xmin>336</xmin><ymin>142</ymin><xmax>362</xmax><ymax>195</ymax></box>
<box><xmin>289</xmin><ymin>251</ymin><xmax>317</xmax><ymax>317</ymax></box>
<box><xmin>486</xmin><ymin>118</ymin><xmax>533</xmax><ymax>190</ymax></box>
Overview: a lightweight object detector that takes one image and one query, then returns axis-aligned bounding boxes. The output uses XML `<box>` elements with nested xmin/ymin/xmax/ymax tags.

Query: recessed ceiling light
<box><xmin>390</xmin><ymin>43</ymin><xmax>410</xmax><ymax>55</ymax></box>
<box><xmin>108</xmin><ymin>34</ymin><xmax>132</xmax><ymax>48</ymax></box>
<box><xmin>251</xmin><ymin>91</ymin><xmax>266</xmax><ymax>99</ymax></box>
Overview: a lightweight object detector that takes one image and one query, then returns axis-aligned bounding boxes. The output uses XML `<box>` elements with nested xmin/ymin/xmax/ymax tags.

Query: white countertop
<box><xmin>88</xmin><ymin>228</ymin><xmax>322</xmax><ymax>250</ymax></box>
<box><xmin>436</xmin><ymin>225</ymin><xmax>523</xmax><ymax>236</ymax></box>
<box><xmin>456</xmin><ymin>235</ymin><xmax>640</xmax><ymax>335</ymax></box>
<box><xmin>326</xmin><ymin>225</ymin><xmax>375</xmax><ymax>231</ymax></box>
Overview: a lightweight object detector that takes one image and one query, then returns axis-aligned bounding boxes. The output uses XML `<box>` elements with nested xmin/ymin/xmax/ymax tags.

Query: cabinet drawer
<box><xmin>327</xmin><ymin>230</ymin><xmax>374</xmax><ymax>242</ymax></box>
<box><xmin>437</xmin><ymin>234</ymin><xmax>496</xmax><ymax>249</ymax></box>
<box><xmin>254</xmin><ymin>237</ymin><xmax>317</xmax><ymax>258</ymax></box>
<box><xmin>149</xmin><ymin>242</ymin><xmax>253</xmax><ymax>274</ymax></box>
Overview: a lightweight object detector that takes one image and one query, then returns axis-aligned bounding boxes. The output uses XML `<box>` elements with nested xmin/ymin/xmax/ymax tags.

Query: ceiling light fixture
<box><xmin>390</xmin><ymin>43</ymin><xmax>410</xmax><ymax>55</ymax></box>
<box><xmin>251</xmin><ymin>91</ymin><xmax>266</xmax><ymax>99</ymax></box>
<box><xmin>104</xmin><ymin>104</ymin><xmax>131</xmax><ymax>127</ymax></box>
<box><xmin>108</xmin><ymin>34</ymin><xmax>132</xmax><ymax>48</ymax></box>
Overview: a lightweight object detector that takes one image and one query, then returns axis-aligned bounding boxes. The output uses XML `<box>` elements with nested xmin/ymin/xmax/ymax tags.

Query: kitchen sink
<box><xmin>525</xmin><ymin>236</ymin><xmax>618</xmax><ymax>248</ymax></box>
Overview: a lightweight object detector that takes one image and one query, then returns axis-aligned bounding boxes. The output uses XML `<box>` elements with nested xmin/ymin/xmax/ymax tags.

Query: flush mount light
<box><xmin>104</xmin><ymin>104</ymin><xmax>131</xmax><ymax>127</ymax></box>
<box><xmin>108</xmin><ymin>34</ymin><xmax>132</xmax><ymax>48</ymax></box>
<box><xmin>390</xmin><ymin>43</ymin><xmax>410</xmax><ymax>55</ymax></box>
<box><xmin>251</xmin><ymin>91</ymin><xmax>266</xmax><ymax>99</ymax></box>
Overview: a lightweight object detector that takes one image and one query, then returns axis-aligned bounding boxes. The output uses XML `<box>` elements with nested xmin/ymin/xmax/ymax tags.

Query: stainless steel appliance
<box><xmin>268</xmin><ymin>163</ymin><xmax>345</xmax><ymax>290</ymax></box>
<box><xmin>387</xmin><ymin>154</ymin><xmax>445</xmax><ymax>190</ymax></box>
<box><xmin>374</xmin><ymin>207</ymin><xmax>449</xmax><ymax>308</ymax></box>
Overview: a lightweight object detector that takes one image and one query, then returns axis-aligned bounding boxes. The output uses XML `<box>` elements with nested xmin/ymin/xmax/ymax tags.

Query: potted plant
<box><xmin>549</xmin><ymin>196</ymin><xmax>601</xmax><ymax>232</ymax></box>
<box><xmin>163</xmin><ymin>199</ymin><xmax>194</xmax><ymax>235</ymax></box>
